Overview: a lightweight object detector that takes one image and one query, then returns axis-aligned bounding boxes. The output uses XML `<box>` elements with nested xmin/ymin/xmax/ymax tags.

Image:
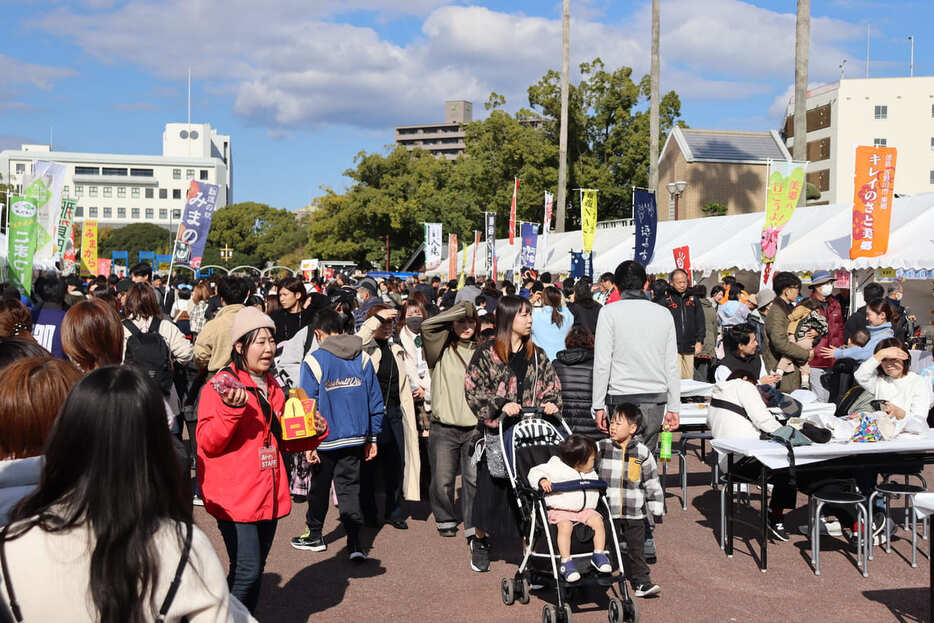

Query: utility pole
<box><xmin>555</xmin><ymin>0</ymin><xmax>570</xmax><ymax>232</ymax></box>
<box><xmin>909</xmin><ymin>36</ymin><xmax>915</xmax><ymax>77</ymax></box>
<box><xmin>793</xmin><ymin>0</ymin><xmax>809</xmax><ymax>206</ymax></box>
<box><xmin>648</xmin><ymin>0</ymin><xmax>660</xmax><ymax>195</ymax></box>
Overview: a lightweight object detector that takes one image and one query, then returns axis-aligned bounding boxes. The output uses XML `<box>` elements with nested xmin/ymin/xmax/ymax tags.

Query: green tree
<box><xmin>701</xmin><ymin>201</ymin><xmax>728</xmax><ymax>217</ymax></box>
<box><xmin>204</xmin><ymin>202</ymin><xmax>307</xmax><ymax>268</ymax></box>
<box><xmin>98</xmin><ymin>223</ymin><xmax>173</xmax><ymax>264</ymax></box>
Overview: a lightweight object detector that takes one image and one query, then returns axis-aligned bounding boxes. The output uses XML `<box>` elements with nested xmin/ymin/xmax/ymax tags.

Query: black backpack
<box><xmin>123</xmin><ymin>318</ymin><xmax>174</xmax><ymax>395</ymax></box>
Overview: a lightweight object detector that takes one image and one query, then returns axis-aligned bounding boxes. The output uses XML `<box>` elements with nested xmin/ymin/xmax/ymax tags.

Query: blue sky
<box><xmin>1</xmin><ymin>0</ymin><xmax>930</xmax><ymax>211</ymax></box>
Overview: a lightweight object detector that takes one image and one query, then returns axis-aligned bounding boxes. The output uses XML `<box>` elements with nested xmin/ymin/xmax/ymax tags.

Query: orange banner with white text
<box><xmin>850</xmin><ymin>145</ymin><xmax>897</xmax><ymax>259</ymax></box>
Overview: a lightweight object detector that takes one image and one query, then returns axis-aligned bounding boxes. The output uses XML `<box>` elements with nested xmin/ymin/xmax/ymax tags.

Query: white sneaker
<box><xmin>798</xmin><ymin>519</ymin><xmax>843</xmax><ymax>537</ymax></box>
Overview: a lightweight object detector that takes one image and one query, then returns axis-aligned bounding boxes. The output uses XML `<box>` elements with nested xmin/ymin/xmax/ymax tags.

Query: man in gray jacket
<box><xmin>592</xmin><ymin>260</ymin><xmax>680</xmax><ymax>451</ymax></box>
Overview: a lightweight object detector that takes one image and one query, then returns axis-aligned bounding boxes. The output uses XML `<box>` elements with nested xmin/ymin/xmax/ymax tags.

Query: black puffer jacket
<box><xmin>569</xmin><ymin>301</ymin><xmax>601</xmax><ymax>336</ymax></box>
<box><xmin>552</xmin><ymin>348</ymin><xmax>602</xmax><ymax>441</ymax></box>
<box><xmin>658</xmin><ymin>289</ymin><xmax>706</xmax><ymax>354</ymax></box>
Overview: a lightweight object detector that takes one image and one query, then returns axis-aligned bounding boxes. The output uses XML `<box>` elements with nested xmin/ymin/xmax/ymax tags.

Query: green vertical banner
<box><xmin>8</xmin><ymin>195</ymin><xmax>39</xmax><ymax>295</ymax></box>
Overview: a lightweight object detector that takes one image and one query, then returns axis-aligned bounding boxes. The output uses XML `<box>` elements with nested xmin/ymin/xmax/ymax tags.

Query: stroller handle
<box><xmin>547</xmin><ymin>479</ymin><xmax>609</xmax><ymax>493</ymax></box>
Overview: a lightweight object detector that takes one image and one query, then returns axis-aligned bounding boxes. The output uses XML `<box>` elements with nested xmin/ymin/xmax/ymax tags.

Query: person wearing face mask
<box><xmin>803</xmin><ymin>271</ymin><xmax>845</xmax><ymax>401</ymax></box>
<box><xmin>397</xmin><ymin>299</ymin><xmax>432</xmax><ymax>497</ymax></box>
<box><xmin>351</xmin><ymin>278</ymin><xmax>382</xmax><ymax>332</ymax></box>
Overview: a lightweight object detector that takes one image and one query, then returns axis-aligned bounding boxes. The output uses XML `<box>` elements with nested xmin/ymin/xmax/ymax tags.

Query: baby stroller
<box><xmin>498</xmin><ymin>407</ymin><xmax>638</xmax><ymax>623</ymax></box>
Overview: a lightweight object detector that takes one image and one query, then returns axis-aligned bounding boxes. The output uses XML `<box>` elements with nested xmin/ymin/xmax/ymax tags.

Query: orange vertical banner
<box><xmin>81</xmin><ymin>220</ymin><xmax>99</xmax><ymax>276</ymax></box>
<box><xmin>448</xmin><ymin>234</ymin><xmax>458</xmax><ymax>281</ymax></box>
<box><xmin>850</xmin><ymin>145</ymin><xmax>897</xmax><ymax>259</ymax></box>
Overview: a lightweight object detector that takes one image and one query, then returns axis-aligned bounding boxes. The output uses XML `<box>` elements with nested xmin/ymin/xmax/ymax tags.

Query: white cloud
<box><xmin>32</xmin><ymin>1</ymin><xmax>866</xmax><ymax>131</ymax></box>
<box><xmin>0</xmin><ymin>53</ymin><xmax>76</xmax><ymax>90</ymax></box>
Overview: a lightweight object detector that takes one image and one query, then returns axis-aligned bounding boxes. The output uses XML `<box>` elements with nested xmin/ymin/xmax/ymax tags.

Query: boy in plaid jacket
<box><xmin>597</xmin><ymin>403</ymin><xmax>664</xmax><ymax>597</ymax></box>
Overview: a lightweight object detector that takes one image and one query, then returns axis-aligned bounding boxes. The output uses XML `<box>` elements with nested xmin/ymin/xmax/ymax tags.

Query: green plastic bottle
<box><xmin>659</xmin><ymin>429</ymin><xmax>672</xmax><ymax>462</ymax></box>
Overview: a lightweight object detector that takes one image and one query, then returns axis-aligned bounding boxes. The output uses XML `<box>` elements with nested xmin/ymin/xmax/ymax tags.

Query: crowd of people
<box><xmin>0</xmin><ymin>257</ymin><xmax>931</xmax><ymax>620</ymax></box>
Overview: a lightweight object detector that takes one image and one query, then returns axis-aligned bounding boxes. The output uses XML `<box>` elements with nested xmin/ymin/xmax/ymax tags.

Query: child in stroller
<box><xmin>528</xmin><ymin>435</ymin><xmax>614</xmax><ymax>582</ymax></box>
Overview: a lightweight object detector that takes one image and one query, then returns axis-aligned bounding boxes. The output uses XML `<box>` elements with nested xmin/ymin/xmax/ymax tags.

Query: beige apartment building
<box><xmin>657</xmin><ymin>127</ymin><xmax>792</xmax><ymax>221</ymax></box>
<box><xmin>783</xmin><ymin>76</ymin><xmax>934</xmax><ymax>204</ymax></box>
<box><xmin>394</xmin><ymin>101</ymin><xmax>472</xmax><ymax>160</ymax></box>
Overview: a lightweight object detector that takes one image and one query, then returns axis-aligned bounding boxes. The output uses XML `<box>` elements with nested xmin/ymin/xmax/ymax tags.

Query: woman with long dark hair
<box><xmin>568</xmin><ymin>280</ymin><xmax>602</xmax><ymax>335</ymax></box>
<box><xmin>0</xmin><ymin>365</ymin><xmax>253</xmax><ymax>622</ymax></box>
<box><xmin>269</xmin><ymin>276</ymin><xmax>313</xmax><ymax>343</ymax></box>
<box><xmin>421</xmin><ymin>301</ymin><xmax>481</xmax><ymax>544</ymax></box>
<box><xmin>464</xmin><ymin>295</ymin><xmax>562</xmax><ymax>572</ymax></box>
<box><xmin>531</xmin><ymin>285</ymin><xmax>574</xmax><ymax>360</ymax></box>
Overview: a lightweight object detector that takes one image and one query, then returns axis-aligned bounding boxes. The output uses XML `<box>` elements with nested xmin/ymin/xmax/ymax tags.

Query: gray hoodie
<box><xmin>592</xmin><ymin>290</ymin><xmax>680</xmax><ymax>413</ymax></box>
<box><xmin>0</xmin><ymin>456</ymin><xmax>42</xmax><ymax>525</ymax></box>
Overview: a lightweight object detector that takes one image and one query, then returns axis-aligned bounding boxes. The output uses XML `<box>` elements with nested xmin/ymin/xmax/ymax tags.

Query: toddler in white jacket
<box><xmin>528</xmin><ymin>435</ymin><xmax>612</xmax><ymax>582</ymax></box>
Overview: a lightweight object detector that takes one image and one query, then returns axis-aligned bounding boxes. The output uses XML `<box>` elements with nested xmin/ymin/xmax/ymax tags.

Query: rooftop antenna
<box><xmin>865</xmin><ymin>24</ymin><xmax>870</xmax><ymax>78</ymax></box>
<box><xmin>908</xmin><ymin>36</ymin><xmax>915</xmax><ymax>77</ymax></box>
<box><xmin>839</xmin><ymin>59</ymin><xmax>847</xmax><ymax>79</ymax></box>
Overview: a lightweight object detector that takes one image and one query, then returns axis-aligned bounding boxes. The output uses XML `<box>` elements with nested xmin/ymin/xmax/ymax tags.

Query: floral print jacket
<box><xmin>464</xmin><ymin>341</ymin><xmax>563</xmax><ymax>423</ymax></box>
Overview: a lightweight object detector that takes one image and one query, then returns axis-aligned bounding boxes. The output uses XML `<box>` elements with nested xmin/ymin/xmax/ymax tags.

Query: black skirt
<box><xmin>472</xmin><ymin>458</ymin><xmax>521</xmax><ymax>539</ymax></box>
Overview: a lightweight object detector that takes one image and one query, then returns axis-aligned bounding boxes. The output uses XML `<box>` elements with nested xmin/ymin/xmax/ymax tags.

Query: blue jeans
<box><xmin>216</xmin><ymin>519</ymin><xmax>278</xmax><ymax>613</ymax></box>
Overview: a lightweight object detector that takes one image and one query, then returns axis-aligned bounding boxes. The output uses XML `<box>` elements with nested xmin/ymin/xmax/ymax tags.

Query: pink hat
<box><xmin>230</xmin><ymin>306</ymin><xmax>275</xmax><ymax>344</ymax></box>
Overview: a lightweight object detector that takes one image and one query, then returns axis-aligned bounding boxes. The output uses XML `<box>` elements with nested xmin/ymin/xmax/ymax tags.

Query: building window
<box><xmin>75</xmin><ymin>206</ymin><xmax>83</xmax><ymax>217</ymax></box>
<box><xmin>145</xmin><ymin>208</ymin><xmax>154</xmax><ymax>219</ymax></box>
<box><xmin>172</xmin><ymin>189</ymin><xmax>181</xmax><ymax>200</ymax></box>
<box><xmin>130</xmin><ymin>168</ymin><xmax>154</xmax><ymax>177</ymax></box>
<box><xmin>131</xmin><ymin>208</ymin><xmax>140</xmax><ymax>219</ymax></box>
<box><xmin>88</xmin><ymin>186</ymin><xmax>98</xmax><ymax>198</ymax></box>
<box><xmin>75</xmin><ymin>166</ymin><xmax>99</xmax><ymax>175</ymax></box>
<box><xmin>172</xmin><ymin>209</ymin><xmax>182</xmax><ymax>220</ymax></box>
<box><xmin>930</xmin><ymin>170</ymin><xmax>934</xmax><ymax>184</ymax></box>
<box><xmin>14</xmin><ymin>163</ymin><xmax>25</xmax><ymax>174</ymax></box>
<box><xmin>102</xmin><ymin>167</ymin><xmax>127</xmax><ymax>176</ymax></box>
<box><xmin>117</xmin><ymin>186</ymin><xmax>126</xmax><ymax>198</ymax></box>
<box><xmin>117</xmin><ymin>207</ymin><xmax>126</xmax><ymax>218</ymax></box>
<box><xmin>131</xmin><ymin>187</ymin><xmax>140</xmax><ymax>199</ymax></box>
<box><xmin>103</xmin><ymin>207</ymin><xmax>112</xmax><ymax>218</ymax></box>
<box><xmin>75</xmin><ymin>185</ymin><xmax>83</xmax><ymax>196</ymax></box>
<box><xmin>159</xmin><ymin>189</ymin><xmax>167</xmax><ymax>199</ymax></box>
<box><xmin>186</xmin><ymin>169</ymin><xmax>194</xmax><ymax>180</ymax></box>
<box><xmin>172</xmin><ymin>168</ymin><xmax>181</xmax><ymax>180</ymax></box>
<box><xmin>88</xmin><ymin>207</ymin><xmax>98</xmax><ymax>218</ymax></box>
<box><xmin>874</xmin><ymin>105</ymin><xmax>888</xmax><ymax>120</ymax></box>
<box><xmin>200</xmin><ymin>169</ymin><xmax>208</xmax><ymax>180</ymax></box>
<box><xmin>873</xmin><ymin>138</ymin><xmax>887</xmax><ymax>147</ymax></box>
<box><xmin>63</xmin><ymin>185</ymin><xmax>69</xmax><ymax>196</ymax></box>
<box><xmin>930</xmin><ymin>137</ymin><xmax>934</xmax><ymax>151</ymax></box>
<box><xmin>145</xmin><ymin>188</ymin><xmax>154</xmax><ymax>199</ymax></box>
<box><xmin>102</xmin><ymin>187</ymin><xmax>112</xmax><ymax>198</ymax></box>
<box><xmin>931</xmin><ymin>104</ymin><xmax>934</xmax><ymax>118</ymax></box>
<box><xmin>159</xmin><ymin>209</ymin><xmax>168</xmax><ymax>220</ymax></box>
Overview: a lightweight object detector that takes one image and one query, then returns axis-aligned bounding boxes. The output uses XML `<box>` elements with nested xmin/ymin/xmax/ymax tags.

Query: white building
<box><xmin>783</xmin><ymin>76</ymin><xmax>934</xmax><ymax>205</ymax></box>
<box><xmin>0</xmin><ymin>122</ymin><xmax>232</xmax><ymax>229</ymax></box>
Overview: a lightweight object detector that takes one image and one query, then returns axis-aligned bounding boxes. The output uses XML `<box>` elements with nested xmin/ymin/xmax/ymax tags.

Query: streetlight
<box><xmin>666</xmin><ymin>180</ymin><xmax>687</xmax><ymax>220</ymax></box>
<box><xmin>220</xmin><ymin>245</ymin><xmax>233</xmax><ymax>267</ymax></box>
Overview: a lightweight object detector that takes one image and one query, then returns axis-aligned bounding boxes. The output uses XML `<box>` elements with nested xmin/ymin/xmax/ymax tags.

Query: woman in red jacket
<box><xmin>197</xmin><ymin>307</ymin><xmax>326</xmax><ymax>613</ymax></box>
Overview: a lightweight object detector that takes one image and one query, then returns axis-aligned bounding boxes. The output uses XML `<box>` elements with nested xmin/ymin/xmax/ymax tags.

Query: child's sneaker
<box><xmin>560</xmin><ymin>559</ymin><xmax>581</xmax><ymax>583</ymax></box>
<box><xmin>591</xmin><ymin>552</ymin><xmax>612</xmax><ymax>573</ymax></box>
<box><xmin>634</xmin><ymin>583</ymin><xmax>660</xmax><ymax>597</ymax></box>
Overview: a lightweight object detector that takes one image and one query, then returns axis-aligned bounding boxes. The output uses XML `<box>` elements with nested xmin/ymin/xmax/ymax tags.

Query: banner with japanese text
<box><xmin>485</xmin><ymin>212</ymin><xmax>496</xmax><ymax>275</ymax></box>
<box><xmin>520</xmin><ymin>223</ymin><xmax>538</xmax><ymax>269</ymax></box>
<box><xmin>509</xmin><ymin>178</ymin><xmax>519</xmax><ymax>245</ymax></box>
<box><xmin>424</xmin><ymin>223</ymin><xmax>442</xmax><ymax>271</ymax></box>
<box><xmin>24</xmin><ymin>161</ymin><xmax>66</xmax><ymax>264</ymax></box>
<box><xmin>570</xmin><ymin>251</ymin><xmax>593</xmax><ymax>279</ymax></box>
<box><xmin>97</xmin><ymin>258</ymin><xmax>111</xmax><ymax>277</ymax></box>
<box><xmin>471</xmin><ymin>230</ymin><xmax>480</xmax><ymax>277</ymax></box>
<box><xmin>172</xmin><ymin>181</ymin><xmax>220</xmax><ymax>269</ymax></box>
<box><xmin>633</xmin><ymin>189</ymin><xmax>657</xmax><ymax>266</ymax></box>
<box><xmin>55</xmin><ymin>197</ymin><xmax>77</xmax><ymax>274</ymax></box>
<box><xmin>761</xmin><ymin>160</ymin><xmax>806</xmax><ymax>262</ymax></box>
<box><xmin>673</xmin><ymin>245</ymin><xmax>691</xmax><ymax>284</ymax></box>
<box><xmin>581</xmin><ymin>190</ymin><xmax>597</xmax><ymax>253</ymax></box>
<box><xmin>81</xmin><ymin>220</ymin><xmax>98</xmax><ymax>276</ymax></box>
<box><xmin>850</xmin><ymin>146</ymin><xmax>897</xmax><ymax>259</ymax></box>
<box><xmin>447</xmin><ymin>234</ymin><xmax>458</xmax><ymax>281</ymax></box>
<box><xmin>7</xmin><ymin>196</ymin><xmax>39</xmax><ymax>295</ymax></box>
<box><xmin>538</xmin><ymin>191</ymin><xmax>553</xmax><ymax>270</ymax></box>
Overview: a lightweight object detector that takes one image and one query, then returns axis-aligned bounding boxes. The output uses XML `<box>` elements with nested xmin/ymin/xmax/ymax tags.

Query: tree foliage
<box><xmin>298</xmin><ymin>58</ymin><xmax>686</xmax><ymax>269</ymax></box>
<box><xmin>203</xmin><ymin>202</ymin><xmax>308</xmax><ymax>268</ymax></box>
<box><xmin>701</xmin><ymin>202</ymin><xmax>728</xmax><ymax>217</ymax></box>
<box><xmin>98</xmin><ymin>223</ymin><xmax>172</xmax><ymax>262</ymax></box>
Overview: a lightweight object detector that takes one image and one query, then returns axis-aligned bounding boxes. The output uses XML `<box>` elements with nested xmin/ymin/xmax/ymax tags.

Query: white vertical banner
<box><xmin>537</xmin><ymin>191</ymin><xmax>553</xmax><ymax>270</ymax></box>
<box><xmin>24</xmin><ymin>161</ymin><xmax>67</xmax><ymax>265</ymax></box>
<box><xmin>424</xmin><ymin>222</ymin><xmax>442</xmax><ymax>271</ymax></box>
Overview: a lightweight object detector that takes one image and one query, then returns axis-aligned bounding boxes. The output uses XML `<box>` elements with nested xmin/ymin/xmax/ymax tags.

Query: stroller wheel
<box><xmin>517</xmin><ymin>577</ymin><xmax>531</xmax><ymax>604</ymax></box>
<box><xmin>501</xmin><ymin>578</ymin><xmax>516</xmax><ymax>606</ymax></box>
<box><xmin>608</xmin><ymin>596</ymin><xmax>639</xmax><ymax>623</ymax></box>
<box><xmin>542</xmin><ymin>604</ymin><xmax>557</xmax><ymax>623</ymax></box>
<box><xmin>563</xmin><ymin>602</ymin><xmax>573</xmax><ymax>622</ymax></box>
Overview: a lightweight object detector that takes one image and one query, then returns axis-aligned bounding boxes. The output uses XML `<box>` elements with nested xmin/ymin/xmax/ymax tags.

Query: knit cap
<box><xmin>230</xmin><ymin>306</ymin><xmax>275</xmax><ymax>344</ymax></box>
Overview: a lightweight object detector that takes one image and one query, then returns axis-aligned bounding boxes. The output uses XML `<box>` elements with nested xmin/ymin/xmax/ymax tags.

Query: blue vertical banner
<box><xmin>519</xmin><ymin>222</ymin><xmax>538</xmax><ymax>269</ymax></box>
<box><xmin>172</xmin><ymin>181</ymin><xmax>220</xmax><ymax>269</ymax></box>
<box><xmin>633</xmin><ymin>189</ymin><xmax>658</xmax><ymax>266</ymax></box>
<box><xmin>138</xmin><ymin>251</ymin><xmax>155</xmax><ymax>264</ymax></box>
<box><xmin>569</xmin><ymin>252</ymin><xmax>593</xmax><ymax>279</ymax></box>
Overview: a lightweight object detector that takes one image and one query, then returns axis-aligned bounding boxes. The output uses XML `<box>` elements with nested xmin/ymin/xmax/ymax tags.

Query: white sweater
<box><xmin>0</xmin><ymin>519</ymin><xmax>255</xmax><ymax>622</ymax></box>
<box><xmin>855</xmin><ymin>357</ymin><xmax>931</xmax><ymax>436</ymax></box>
<box><xmin>527</xmin><ymin>455</ymin><xmax>600</xmax><ymax>512</ymax></box>
<box><xmin>707</xmin><ymin>379</ymin><xmax>784</xmax><ymax>441</ymax></box>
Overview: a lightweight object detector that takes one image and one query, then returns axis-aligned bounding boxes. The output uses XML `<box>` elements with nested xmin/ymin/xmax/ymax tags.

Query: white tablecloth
<box><xmin>915</xmin><ymin>492</ymin><xmax>934</xmax><ymax>520</ymax></box>
<box><xmin>711</xmin><ymin>428</ymin><xmax>934</xmax><ymax>470</ymax></box>
<box><xmin>678</xmin><ymin>400</ymin><xmax>836</xmax><ymax>430</ymax></box>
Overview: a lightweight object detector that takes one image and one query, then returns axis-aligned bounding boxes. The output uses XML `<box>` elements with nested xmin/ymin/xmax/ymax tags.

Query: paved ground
<box><xmin>195</xmin><ymin>446</ymin><xmax>932</xmax><ymax>623</ymax></box>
